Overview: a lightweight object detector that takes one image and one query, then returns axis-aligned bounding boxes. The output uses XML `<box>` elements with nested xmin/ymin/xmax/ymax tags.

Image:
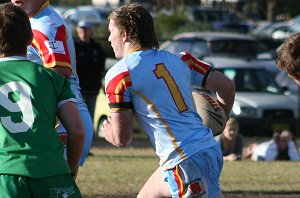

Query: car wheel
<box><xmin>96</xmin><ymin>116</ymin><xmax>108</xmax><ymax>138</ymax></box>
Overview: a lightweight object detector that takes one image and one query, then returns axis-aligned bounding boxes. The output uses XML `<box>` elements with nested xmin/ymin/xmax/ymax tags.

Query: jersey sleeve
<box><xmin>31</xmin><ymin>25</ymin><xmax>72</xmax><ymax>70</ymax></box>
<box><xmin>180</xmin><ymin>52</ymin><xmax>214</xmax><ymax>90</ymax></box>
<box><xmin>105</xmin><ymin>66</ymin><xmax>133</xmax><ymax>112</ymax></box>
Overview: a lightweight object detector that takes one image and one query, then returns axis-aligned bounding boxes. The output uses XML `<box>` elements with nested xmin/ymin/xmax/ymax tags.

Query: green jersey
<box><xmin>0</xmin><ymin>57</ymin><xmax>76</xmax><ymax>178</ymax></box>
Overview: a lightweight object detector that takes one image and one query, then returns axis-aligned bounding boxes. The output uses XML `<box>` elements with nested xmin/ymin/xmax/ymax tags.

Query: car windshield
<box><xmin>162</xmin><ymin>38</ymin><xmax>273</xmax><ymax>60</ymax></box>
<box><xmin>162</xmin><ymin>39</ymin><xmax>209</xmax><ymax>58</ymax></box>
<box><xmin>210</xmin><ymin>40</ymin><xmax>273</xmax><ymax>59</ymax></box>
<box><xmin>218</xmin><ymin>68</ymin><xmax>282</xmax><ymax>93</ymax></box>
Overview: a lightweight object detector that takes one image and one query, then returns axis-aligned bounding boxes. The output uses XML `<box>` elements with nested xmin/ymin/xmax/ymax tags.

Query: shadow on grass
<box><xmin>92</xmin><ymin>136</ymin><xmax>153</xmax><ymax>149</ymax></box>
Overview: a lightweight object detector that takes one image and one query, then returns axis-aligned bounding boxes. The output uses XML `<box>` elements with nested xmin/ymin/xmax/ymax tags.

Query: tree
<box><xmin>267</xmin><ymin>0</ymin><xmax>276</xmax><ymax>21</ymax></box>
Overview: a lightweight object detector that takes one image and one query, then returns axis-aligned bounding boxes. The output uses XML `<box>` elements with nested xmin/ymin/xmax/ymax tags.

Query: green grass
<box><xmin>77</xmin><ymin>137</ymin><xmax>300</xmax><ymax>198</ymax></box>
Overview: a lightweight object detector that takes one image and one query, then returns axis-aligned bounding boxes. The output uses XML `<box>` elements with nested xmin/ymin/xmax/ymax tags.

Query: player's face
<box><xmin>77</xmin><ymin>27</ymin><xmax>93</xmax><ymax>43</ymax></box>
<box><xmin>11</xmin><ymin>0</ymin><xmax>46</xmax><ymax>17</ymax></box>
<box><xmin>223</xmin><ymin>123</ymin><xmax>238</xmax><ymax>140</ymax></box>
<box><xmin>108</xmin><ymin>19</ymin><xmax>125</xmax><ymax>59</ymax></box>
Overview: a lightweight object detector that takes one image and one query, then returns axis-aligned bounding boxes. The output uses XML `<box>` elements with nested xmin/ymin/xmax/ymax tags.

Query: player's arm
<box><xmin>205</xmin><ymin>70</ymin><xmax>235</xmax><ymax>119</ymax></box>
<box><xmin>103</xmin><ymin>110</ymin><xmax>133</xmax><ymax>147</ymax></box>
<box><xmin>57</xmin><ymin>102</ymin><xmax>85</xmax><ymax>179</ymax></box>
<box><xmin>51</xmin><ymin>66</ymin><xmax>72</xmax><ymax>79</ymax></box>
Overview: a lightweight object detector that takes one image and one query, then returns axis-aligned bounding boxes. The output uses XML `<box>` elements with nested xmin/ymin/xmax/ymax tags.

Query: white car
<box><xmin>160</xmin><ymin>32</ymin><xmax>279</xmax><ymax>76</ymax></box>
<box><xmin>202</xmin><ymin>56</ymin><xmax>298</xmax><ymax>136</ymax></box>
<box><xmin>62</xmin><ymin>6</ymin><xmax>110</xmax><ymax>30</ymax></box>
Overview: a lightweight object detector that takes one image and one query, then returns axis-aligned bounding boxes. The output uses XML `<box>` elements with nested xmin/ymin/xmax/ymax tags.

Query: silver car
<box><xmin>160</xmin><ymin>32</ymin><xmax>279</xmax><ymax>76</ymax></box>
<box><xmin>202</xmin><ymin>56</ymin><xmax>298</xmax><ymax>136</ymax></box>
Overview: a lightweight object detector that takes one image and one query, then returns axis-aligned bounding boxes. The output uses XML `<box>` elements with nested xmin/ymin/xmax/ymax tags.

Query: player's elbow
<box><xmin>70</xmin><ymin>125</ymin><xmax>85</xmax><ymax>143</ymax></box>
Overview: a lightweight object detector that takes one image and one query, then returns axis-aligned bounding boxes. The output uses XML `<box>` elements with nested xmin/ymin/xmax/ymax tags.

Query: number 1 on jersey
<box><xmin>154</xmin><ymin>63</ymin><xmax>187</xmax><ymax>112</ymax></box>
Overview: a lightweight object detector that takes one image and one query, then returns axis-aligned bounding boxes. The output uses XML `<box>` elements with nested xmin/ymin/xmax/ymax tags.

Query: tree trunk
<box><xmin>267</xmin><ymin>0</ymin><xmax>276</xmax><ymax>22</ymax></box>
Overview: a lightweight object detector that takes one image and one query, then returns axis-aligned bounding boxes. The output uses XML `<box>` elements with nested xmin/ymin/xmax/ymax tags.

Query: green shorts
<box><xmin>0</xmin><ymin>174</ymin><xmax>82</xmax><ymax>198</ymax></box>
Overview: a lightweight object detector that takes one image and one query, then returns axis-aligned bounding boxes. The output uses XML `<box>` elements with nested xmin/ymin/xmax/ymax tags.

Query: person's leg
<box><xmin>137</xmin><ymin>166</ymin><xmax>171</xmax><ymax>198</ymax></box>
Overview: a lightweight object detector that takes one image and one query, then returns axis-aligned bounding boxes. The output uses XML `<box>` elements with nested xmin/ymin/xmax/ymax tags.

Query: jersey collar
<box><xmin>0</xmin><ymin>56</ymin><xmax>27</xmax><ymax>62</ymax></box>
<box><xmin>31</xmin><ymin>1</ymin><xmax>49</xmax><ymax>18</ymax></box>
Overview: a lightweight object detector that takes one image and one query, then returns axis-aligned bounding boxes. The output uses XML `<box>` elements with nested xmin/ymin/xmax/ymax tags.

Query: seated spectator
<box><xmin>246</xmin><ymin>130</ymin><xmax>300</xmax><ymax>161</ymax></box>
<box><xmin>215</xmin><ymin>117</ymin><xmax>244</xmax><ymax>161</ymax></box>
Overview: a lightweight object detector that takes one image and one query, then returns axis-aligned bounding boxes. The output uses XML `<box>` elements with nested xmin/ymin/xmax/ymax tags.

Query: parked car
<box><xmin>52</xmin><ymin>6</ymin><xmax>70</xmax><ymax>17</ymax></box>
<box><xmin>62</xmin><ymin>6</ymin><xmax>110</xmax><ymax>30</ymax></box>
<box><xmin>160</xmin><ymin>32</ymin><xmax>279</xmax><ymax>76</ymax></box>
<box><xmin>200</xmin><ymin>56</ymin><xmax>298</xmax><ymax>136</ymax></box>
<box><xmin>275</xmin><ymin>70</ymin><xmax>299</xmax><ymax>95</ymax></box>
<box><xmin>185</xmin><ymin>7</ymin><xmax>255</xmax><ymax>33</ymax></box>
<box><xmin>251</xmin><ymin>21</ymin><xmax>297</xmax><ymax>42</ymax></box>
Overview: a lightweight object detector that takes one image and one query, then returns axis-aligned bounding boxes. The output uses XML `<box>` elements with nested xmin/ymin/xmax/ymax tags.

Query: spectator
<box><xmin>75</xmin><ymin>20</ymin><xmax>106</xmax><ymax>121</ymax></box>
<box><xmin>215</xmin><ymin>117</ymin><xmax>244</xmax><ymax>161</ymax></box>
<box><xmin>246</xmin><ymin>130</ymin><xmax>300</xmax><ymax>161</ymax></box>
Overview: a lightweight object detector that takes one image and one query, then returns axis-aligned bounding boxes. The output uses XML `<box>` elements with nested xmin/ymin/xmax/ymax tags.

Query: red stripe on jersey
<box><xmin>32</xmin><ymin>25</ymin><xmax>71</xmax><ymax>69</ymax></box>
<box><xmin>173</xmin><ymin>166</ymin><xmax>184</xmax><ymax>197</ymax></box>
<box><xmin>181</xmin><ymin>52</ymin><xmax>211</xmax><ymax>75</ymax></box>
<box><xmin>106</xmin><ymin>71</ymin><xmax>132</xmax><ymax>103</ymax></box>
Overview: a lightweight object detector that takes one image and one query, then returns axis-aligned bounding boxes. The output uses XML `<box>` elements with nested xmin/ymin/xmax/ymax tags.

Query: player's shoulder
<box><xmin>157</xmin><ymin>49</ymin><xmax>181</xmax><ymax>59</ymax></box>
<box><xmin>106</xmin><ymin>58</ymin><xmax>128</xmax><ymax>78</ymax></box>
<box><xmin>31</xmin><ymin>6</ymin><xmax>65</xmax><ymax>30</ymax></box>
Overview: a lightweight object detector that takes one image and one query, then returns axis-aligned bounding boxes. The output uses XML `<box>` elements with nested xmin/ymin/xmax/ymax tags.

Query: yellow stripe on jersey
<box><xmin>132</xmin><ymin>89</ymin><xmax>187</xmax><ymax>162</ymax></box>
<box><xmin>114</xmin><ymin>75</ymin><xmax>132</xmax><ymax>103</ymax></box>
<box><xmin>175</xmin><ymin>165</ymin><xmax>186</xmax><ymax>198</ymax></box>
<box><xmin>44</xmin><ymin>61</ymin><xmax>72</xmax><ymax>69</ymax></box>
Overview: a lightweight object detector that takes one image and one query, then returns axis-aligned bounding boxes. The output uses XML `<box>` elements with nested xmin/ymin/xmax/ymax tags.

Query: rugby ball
<box><xmin>192</xmin><ymin>92</ymin><xmax>227</xmax><ymax>136</ymax></box>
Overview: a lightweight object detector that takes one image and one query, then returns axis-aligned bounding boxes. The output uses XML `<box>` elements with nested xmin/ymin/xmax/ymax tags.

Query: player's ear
<box><xmin>122</xmin><ymin>31</ymin><xmax>129</xmax><ymax>43</ymax></box>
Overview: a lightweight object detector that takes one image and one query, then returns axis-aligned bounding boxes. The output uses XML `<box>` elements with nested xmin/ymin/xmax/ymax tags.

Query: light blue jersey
<box><xmin>105</xmin><ymin>50</ymin><xmax>218</xmax><ymax>170</ymax></box>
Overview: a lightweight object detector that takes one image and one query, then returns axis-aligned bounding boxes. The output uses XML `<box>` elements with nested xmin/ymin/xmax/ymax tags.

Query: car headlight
<box><xmin>232</xmin><ymin>106</ymin><xmax>257</xmax><ymax>117</ymax></box>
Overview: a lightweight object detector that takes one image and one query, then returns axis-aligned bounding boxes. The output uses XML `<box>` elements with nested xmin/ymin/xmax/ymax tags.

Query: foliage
<box><xmin>153</xmin><ymin>12</ymin><xmax>213</xmax><ymax>40</ymax></box>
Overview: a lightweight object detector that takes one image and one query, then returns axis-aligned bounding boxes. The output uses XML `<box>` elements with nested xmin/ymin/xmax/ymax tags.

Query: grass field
<box><xmin>77</xmin><ymin>137</ymin><xmax>300</xmax><ymax>198</ymax></box>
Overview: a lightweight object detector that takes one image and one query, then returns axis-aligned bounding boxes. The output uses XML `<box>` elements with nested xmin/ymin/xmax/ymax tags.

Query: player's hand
<box><xmin>225</xmin><ymin>153</ymin><xmax>238</xmax><ymax>161</ymax></box>
<box><xmin>103</xmin><ymin>117</ymin><xmax>112</xmax><ymax>137</ymax></box>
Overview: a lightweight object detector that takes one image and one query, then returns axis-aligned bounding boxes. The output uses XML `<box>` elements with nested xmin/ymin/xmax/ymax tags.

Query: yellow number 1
<box><xmin>154</xmin><ymin>63</ymin><xmax>187</xmax><ymax>112</ymax></box>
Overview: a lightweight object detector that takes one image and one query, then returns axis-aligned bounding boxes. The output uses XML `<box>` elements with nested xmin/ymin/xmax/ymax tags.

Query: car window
<box><xmin>163</xmin><ymin>39</ymin><xmax>208</xmax><ymax>58</ymax></box>
<box><xmin>190</xmin><ymin>41</ymin><xmax>209</xmax><ymax>57</ymax></box>
<box><xmin>210</xmin><ymin>40</ymin><xmax>273</xmax><ymax>59</ymax></box>
<box><xmin>162</xmin><ymin>41</ymin><xmax>190</xmax><ymax>54</ymax></box>
<box><xmin>220</xmin><ymin>68</ymin><xmax>282</xmax><ymax>93</ymax></box>
<box><xmin>64</xmin><ymin>12</ymin><xmax>75</xmax><ymax>21</ymax></box>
